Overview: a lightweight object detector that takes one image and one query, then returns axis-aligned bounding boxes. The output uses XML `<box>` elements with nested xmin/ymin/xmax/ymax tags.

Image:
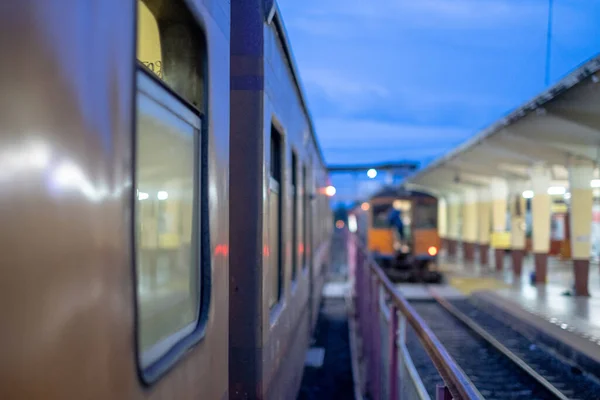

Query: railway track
<box><xmin>409</xmin><ymin>295</ymin><xmax>600</xmax><ymax>400</ymax></box>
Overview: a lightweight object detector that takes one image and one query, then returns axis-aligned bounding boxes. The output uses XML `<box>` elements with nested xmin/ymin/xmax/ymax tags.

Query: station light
<box><xmin>138</xmin><ymin>191</ymin><xmax>149</xmax><ymax>200</ymax></box>
<box><xmin>591</xmin><ymin>179</ymin><xmax>600</xmax><ymax>188</ymax></box>
<box><xmin>324</xmin><ymin>185</ymin><xmax>336</xmax><ymax>197</ymax></box>
<box><xmin>547</xmin><ymin>186</ymin><xmax>566</xmax><ymax>195</ymax></box>
<box><xmin>522</xmin><ymin>190</ymin><xmax>534</xmax><ymax>199</ymax></box>
<box><xmin>361</xmin><ymin>202</ymin><xmax>370</xmax><ymax>211</ymax></box>
<box><xmin>367</xmin><ymin>168</ymin><xmax>377</xmax><ymax>179</ymax></box>
<box><xmin>157</xmin><ymin>190</ymin><xmax>169</xmax><ymax>200</ymax></box>
<box><xmin>393</xmin><ymin>200</ymin><xmax>404</xmax><ymax>210</ymax></box>
<box><xmin>348</xmin><ymin>215</ymin><xmax>358</xmax><ymax>233</ymax></box>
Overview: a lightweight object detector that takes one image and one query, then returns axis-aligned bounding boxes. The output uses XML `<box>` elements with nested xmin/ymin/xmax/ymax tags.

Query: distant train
<box><xmin>349</xmin><ymin>187</ymin><xmax>442</xmax><ymax>283</ymax></box>
<box><xmin>1</xmin><ymin>1</ymin><xmax>332</xmax><ymax>399</ymax></box>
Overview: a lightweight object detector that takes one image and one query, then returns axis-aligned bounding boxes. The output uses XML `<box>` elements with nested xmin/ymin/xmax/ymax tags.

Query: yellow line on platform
<box><xmin>448</xmin><ymin>276</ymin><xmax>510</xmax><ymax>295</ymax></box>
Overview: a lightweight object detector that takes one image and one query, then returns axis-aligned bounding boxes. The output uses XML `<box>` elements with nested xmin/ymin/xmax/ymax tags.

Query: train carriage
<box><xmin>350</xmin><ymin>186</ymin><xmax>442</xmax><ymax>283</ymax></box>
<box><xmin>0</xmin><ymin>0</ymin><xmax>230</xmax><ymax>398</ymax></box>
<box><xmin>0</xmin><ymin>0</ymin><xmax>331</xmax><ymax>399</ymax></box>
<box><xmin>230</xmin><ymin>2</ymin><xmax>332</xmax><ymax>398</ymax></box>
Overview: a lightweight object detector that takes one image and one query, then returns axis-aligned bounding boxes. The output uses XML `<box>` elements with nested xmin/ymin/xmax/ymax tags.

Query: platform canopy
<box><xmin>405</xmin><ymin>56</ymin><xmax>600</xmax><ymax>195</ymax></box>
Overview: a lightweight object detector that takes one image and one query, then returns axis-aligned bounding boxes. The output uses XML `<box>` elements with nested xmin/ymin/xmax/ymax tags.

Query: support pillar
<box><xmin>530</xmin><ymin>165</ymin><xmax>552</xmax><ymax>285</ymax></box>
<box><xmin>490</xmin><ymin>179</ymin><xmax>509</xmax><ymax>271</ymax></box>
<box><xmin>462</xmin><ymin>189</ymin><xmax>478</xmax><ymax>262</ymax></box>
<box><xmin>477</xmin><ymin>189</ymin><xmax>491</xmax><ymax>265</ymax></box>
<box><xmin>438</xmin><ymin>197</ymin><xmax>448</xmax><ymax>252</ymax></box>
<box><xmin>569</xmin><ymin>165</ymin><xmax>593</xmax><ymax>297</ymax></box>
<box><xmin>447</xmin><ymin>194</ymin><xmax>461</xmax><ymax>258</ymax></box>
<box><xmin>509</xmin><ymin>181</ymin><xmax>527</xmax><ymax>278</ymax></box>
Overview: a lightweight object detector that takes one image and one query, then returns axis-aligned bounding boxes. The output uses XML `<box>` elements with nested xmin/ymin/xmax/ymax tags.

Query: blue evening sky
<box><xmin>277</xmin><ymin>0</ymin><xmax>600</xmax><ymax>203</ymax></box>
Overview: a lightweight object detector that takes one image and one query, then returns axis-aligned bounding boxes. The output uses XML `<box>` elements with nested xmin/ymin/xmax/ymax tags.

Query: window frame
<box><xmin>290</xmin><ymin>150</ymin><xmax>298</xmax><ymax>283</ymax></box>
<box><xmin>268</xmin><ymin>123</ymin><xmax>284</xmax><ymax>309</ymax></box>
<box><xmin>301</xmin><ymin>164</ymin><xmax>308</xmax><ymax>271</ymax></box>
<box><xmin>133</xmin><ymin>66</ymin><xmax>211</xmax><ymax>385</ymax></box>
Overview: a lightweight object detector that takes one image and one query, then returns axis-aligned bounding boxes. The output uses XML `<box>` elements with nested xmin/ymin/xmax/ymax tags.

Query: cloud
<box><xmin>315</xmin><ymin>118</ymin><xmax>472</xmax><ymax>164</ymax></box>
<box><xmin>276</xmin><ymin>0</ymin><xmax>600</xmax><ymax>174</ymax></box>
<box><xmin>282</xmin><ymin>0</ymin><xmax>547</xmax><ymax>36</ymax></box>
<box><xmin>300</xmin><ymin>68</ymin><xmax>390</xmax><ymax>114</ymax></box>
<box><xmin>303</xmin><ymin>69</ymin><xmax>388</xmax><ymax>99</ymax></box>
<box><xmin>301</xmin><ymin>66</ymin><xmax>514</xmax><ymax>127</ymax></box>
<box><xmin>399</xmin><ymin>0</ymin><xmax>541</xmax><ymax>25</ymax></box>
<box><xmin>317</xmin><ymin>118</ymin><xmax>470</xmax><ymax>142</ymax></box>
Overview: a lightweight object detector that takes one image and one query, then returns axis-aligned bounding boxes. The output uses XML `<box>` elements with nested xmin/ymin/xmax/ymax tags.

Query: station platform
<box><xmin>440</xmin><ymin>251</ymin><xmax>600</xmax><ymax>296</ymax></box>
<box><xmin>430</xmin><ymin>250</ymin><xmax>600</xmax><ymax>381</ymax></box>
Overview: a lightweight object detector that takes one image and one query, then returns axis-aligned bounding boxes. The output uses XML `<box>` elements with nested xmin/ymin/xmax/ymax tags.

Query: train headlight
<box><xmin>428</xmin><ymin>246</ymin><xmax>438</xmax><ymax>256</ymax></box>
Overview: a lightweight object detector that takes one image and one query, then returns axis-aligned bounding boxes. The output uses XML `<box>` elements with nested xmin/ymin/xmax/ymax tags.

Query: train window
<box><xmin>302</xmin><ymin>165</ymin><xmax>308</xmax><ymax>270</ymax></box>
<box><xmin>291</xmin><ymin>151</ymin><xmax>298</xmax><ymax>282</ymax></box>
<box><xmin>269</xmin><ymin>125</ymin><xmax>283</xmax><ymax>308</ymax></box>
<box><xmin>137</xmin><ymin>0</ymin><xmax>206</xmax><ymax>109</ymax></box>
<box><xmin>135</xmin><ymin>70</ymin><xmax>200</xmax><ymax>370</ymax></box>
<box><xmin>135</xmin><ymin>0</ymin><xmax>208</xmax><ymax>381</ymax></box>
<box><xmin>414</xmin><ymin>200</ymin><xmax>437</xmax><ymax>230</ymax></box>
<box><xmin>372</xmin><ymin>203</ymin><xmax>392</xmax><ymax>229</ymax></box>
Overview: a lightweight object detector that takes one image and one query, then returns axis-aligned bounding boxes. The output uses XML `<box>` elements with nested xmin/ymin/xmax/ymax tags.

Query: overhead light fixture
<box><xmin>138</xmin><ymin>191</ymin><xmax>149</xmax><ymax>200</ymax></box>
<box><xmin>348</xmin><ymin>215</ymin><xmax>358</xmax><ymax>233</ymax></box>
<box><xmin>547</xmin><ymin>186</ymin><xmax>566</xmax><ymax>195</ymax></box>
<box><xmin>522</xmin><ymin>190</ymin><xmax>534</xmax><ymax>199</ymax></box>
<box><xmin>591</xmin><ymin>179</ymin><xmax>600</xmax><ymax>188</ymax></box>
<box><xmin>157</xmin><ymin>191</ymin><xmax>169</xmax><ymax>200</ymax></box>
<box><xmin>324</xmin><ymin>185</ymin><xmax>336</xmax><ymax>197</ymax></box>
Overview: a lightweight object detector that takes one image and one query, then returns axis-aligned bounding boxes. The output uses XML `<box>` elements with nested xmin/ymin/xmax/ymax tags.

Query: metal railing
<box><xmin>347</xmin><ymin>231</ymin><xmax>481</xmax><ymax>400</ymax></box>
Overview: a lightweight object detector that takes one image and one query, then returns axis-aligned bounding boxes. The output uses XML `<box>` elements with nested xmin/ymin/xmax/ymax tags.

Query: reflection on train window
<box><xmin>371</xmin><ymin>204</ymin><xmax>392</xmax><ymax>229</ymax></box>
<box><xmin>269</xmin><ymin>125</ymin><xmax>283</xmax><ymax>308</ymax></box>
<box><xmin>135</xmin><ymin>70</ymin><xmax>201</xmax><ymax>369</ymax></box>
<box><xmin>414</xmin><ymin>202</ymin><xmax>437</xmax><ymax>229</ymax></box>
<box><xmin>291</xmin><ymin>151</ymin><xmax>298</xmax><ymax>282</ymax></box>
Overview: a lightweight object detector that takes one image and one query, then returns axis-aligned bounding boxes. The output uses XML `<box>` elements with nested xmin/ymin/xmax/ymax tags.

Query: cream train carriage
<box><xmin>0</xmin><ymin>1</ymin><xmax>332</xmax><ymax>399</ymax></box>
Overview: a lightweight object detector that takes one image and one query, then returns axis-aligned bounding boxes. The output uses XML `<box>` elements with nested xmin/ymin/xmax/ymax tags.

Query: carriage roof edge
<box><xmin>367</xmin><ymin>185</ymin><xmax>437</xmax><ymax>201</ymax></box>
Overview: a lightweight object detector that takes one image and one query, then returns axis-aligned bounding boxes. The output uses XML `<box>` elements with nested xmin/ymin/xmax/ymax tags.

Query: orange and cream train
<box><xmin>349</xmin><ymin>187</ymin><xmax>441</xmax><ymax>281</ymax></box>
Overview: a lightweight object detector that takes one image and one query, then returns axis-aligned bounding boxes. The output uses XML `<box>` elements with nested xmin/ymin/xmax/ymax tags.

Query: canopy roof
<box><xmin>406</xmin><ymin>55</ymin><xmax>600</xmax><ymax>195</ymax></box>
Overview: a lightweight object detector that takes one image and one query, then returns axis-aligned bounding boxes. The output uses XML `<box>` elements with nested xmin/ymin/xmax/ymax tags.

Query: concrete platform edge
<box><xmin>471</xmin><ymin>291</ymin><xmax>600</xmax><ymax>380</ymax></box>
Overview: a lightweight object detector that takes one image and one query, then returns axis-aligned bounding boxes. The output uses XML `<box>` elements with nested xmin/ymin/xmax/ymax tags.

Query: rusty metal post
<box><xmin>436</xmin><ymin>385</ymin><xmax>453</xmax><ymax>400</ymax></box>
<box><xmin>389</xmin><ymin>305</ymin><xmax>399</xmax><ymax>400</ymax></box>
<box><xmin>360</xmin><ymin>251</ymin><xmax>368</xmax><ymax>352</ymax></box>
<box><xmin>371</xmin><ymin>276</ymin><xmax>380</xmax><ymax>400</ymax></box>
<box><xmin>356</xmin><ymin>248</ymin><xmax>364</xmax><ymax>337</ymax></box>
<box><xmin>366</xmin><ymin>272</ymin><xmax>373</xmax><ymax>397</ymax></box>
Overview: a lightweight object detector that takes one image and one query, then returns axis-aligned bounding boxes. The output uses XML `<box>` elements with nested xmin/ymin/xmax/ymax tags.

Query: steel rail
<box><xmin>431</xmin><ymin>291</ymin><xmax>569</xmax><ymax>400</ymax></box>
